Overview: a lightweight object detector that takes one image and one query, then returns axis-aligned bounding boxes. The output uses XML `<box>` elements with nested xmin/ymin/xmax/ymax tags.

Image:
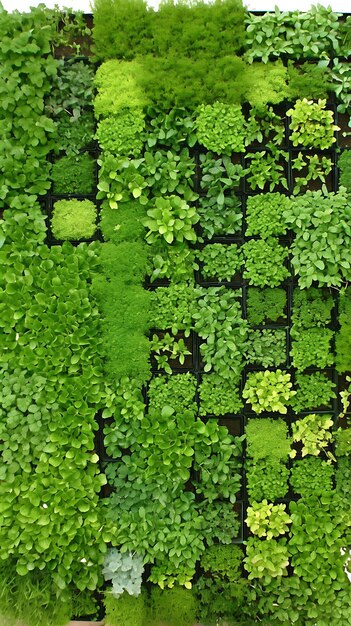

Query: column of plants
<box><xmin>0</xmin><ymin>7</ymin><xmax>112</xmax><ymax>626</ymax></box>
<box><xmin>1</xmin><ymin>1</ymin><xmax>351</xmax><ymax>625</ymax></box>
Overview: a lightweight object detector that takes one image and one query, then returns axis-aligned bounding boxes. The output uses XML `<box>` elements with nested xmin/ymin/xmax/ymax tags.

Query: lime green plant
<box><xmin>290</xmin><ymin>413</ymin><xmax>334</xmax><ymax>458</ymax></box>
<box><xmin>243</xmin><ymin>370</ymin><xmax>295</xmax><ymax>414</ymax></box>
<box><xmin>51</xmin><ymin>199</ymin><xmax>97</xmax><ymax>240</ymax></box>
<box><xmin>195</xmin><ymin>102</ymin><xmax>246</xmax><ymax>154</ymax></box>
<box><xmin>245</xmin><ymin>192</ymin><xmax>290</xmax><ymax>238</ymax></box>
<box><xmin>244</xmin><ymin>538</ymin><xmax>290</xmax><ymax>583</ymax></box>
<box><xmin>94</xmin><ymin>59</ymin><xmax>148</xmax><ymax>118</ymax></box>
<box><xmin>96</xmin><ymin>110</ymin><xmax>145</xmax><ymax>156</ymax></box>
<box><xmin>287</xmin><ymin>98</ymin><xmax>339</xmax><ymax>149</ymax></box>
<box><xmin>246</xmin><ymin>500</ymin><xmax>291</xmax><ymax>540</ymax></box>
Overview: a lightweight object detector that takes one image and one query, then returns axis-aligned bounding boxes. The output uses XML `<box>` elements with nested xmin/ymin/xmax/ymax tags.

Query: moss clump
<box><xmin>51</xmin><ymin>199</ymin><xmax>97</xmax><ymax>240</ymax></box>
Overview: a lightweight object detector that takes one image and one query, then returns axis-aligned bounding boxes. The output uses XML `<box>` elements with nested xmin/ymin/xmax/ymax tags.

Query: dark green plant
<box><xmin>287</xmin><ymin>60</ymin><xmax>332</xmax><ymax>100</ymax></box>
<box><xmin>198</xmin><ymin>243</ymin><xmax>243</xmax><ymax>281</ymax></box>
<box><xmin>246</xmin><ymin>288</ymin><xmax>286</xmax><ymax>325</ymax></box>
<box><xmin>245</xmin><ymin>328</ymin><xmax>286</xmax><ymax>368</ymax></box>
<box><xmin>144</xmin><ymin>107</ymin><xmax>197</xmax><ymax>150</ymax></box>
<box><xmin>290</xmin><ymin>328</ymin><xmax>334</xmax><ymax>371</ymax></box>
<box><xmin>246</xmin><ymin>460</ymin><xmax>289</xmax><ymax>502</ymax></box>
<box><xmin>339</xmin><ymin>150</ymin><xmax>351</xmax><ymax>192</ymax></box>
<box><xmin>150</xmin><ymin>332</ymin><xmax>191</xmax><ymax>374</ymax></box>
<box><xmin>245</xmin><ymin>150</ymin><xmax>288</xmax><ymax>192</ymax></box>
<box><xmin>335</xmin><ymin>428</ymin><xmax>351</xmax><ymax>500</ymax></box>
<box><xmin>96</xmin><ymin>110</ymin><xmax>145</xmax><ymax>156</ymax></box>
<box><xmin>330</xmin><ymin>58</ymin><xmax>351</xmax><ymax>117</ymax></box>
<box><xmin>336</xmin><ymin>287</ymin><xmax>351</xmax><ymax>372</ymax></box>
<box><xmin>147</xmin><ymin>241</ymin><xmax>197</xmax><ymax>283</ymax></box>
<box><xmin>194</xmin><ymin>287</ymin><xmax>248</xmax><ymax>378</ymax></box>
<box><xmin>290</xmin><ymin>457</ymin><xmax>334</xmax><ymax>497</ymax></box>
<box><xmin>148</xmin><ymin>586</ymin><xmax>197</xmax><ymax>626</ymax></box>
<box><xmin>292</xmin><ymin>288</ymin><xmax>334</xmax><ymax>330</ymax></box>
<box><xmin>198</xmin><ymin>152</ymin><xmax>243</xmax><ymax>238</ymax></box>
<box><xmin>242</xmin><ymin>238</ymin><xmax>290</xmax><ymax>287</ymax></box>
<box><xmin>51</xmin><ymin>153</ymin><xmax>95</xmax><ymax>195</ymax></box>
<box><xmin>148</xmin><ymin>373</ymin><xmax>197</xmax><ymax>414</ymax></box>
<box><xmin>194</xmin><ymin>421</ymin><xmax>243</xmax><ymax>502</ymax></box>
<box><xmin>51</xmin><ymin>199</ymin><xmax>97</xmax><ymax>240</ymax></box>
<box><xmin>45</xmin><ymin>60</ymin><xmax>94</xmax><ymax>120</ymax></box>
<box><xmin>195</xmin><ymin>102</ymin><xmax>246</xmax><ymax>154</ymax></box>
<box><xmin>245</xmin><ymin>104</ymin><xmax>285</xmax><ymax>147</ymax></box>
<box><xmin>149</xmin><ymin>283</ymin><xmax>197</xmax><ymax>336</ymax></box>
<box><xmin>198</xmin><ymin>373</ymin><xmax>243</xmax><ymax>416</ymax></box>
<box><xmin>245</xmin><ymin>193</ymin><xmax>290</xmax><ymax>238</ymax></box>
<box><xmin>141</xmin><ymin>148</ymin><xmax>197</xmax><ymax>199</ymax></box>
<box><xmin>287</xmin><ymin>99</ymin><xmax>339</xmax><ymax>149</ymax></box>
<box><xmin>198</xmin><ymin>500</ymin><xmax>241</xmax><ymax>545</ymax></box>
<box><xmin>291</xmin><ymin>372</ymin><xmax>336</xmax><ymax>412</ymax></box>
<box><xmin>243</xmin><ymin>370</ymin><xmax>295</xmax><ymax>414</ymax></box>
<box><xmin>55</xmin><ymin>111</ymin><xmax>95</xmax><ymax>155</ymax></box>
<box><xmin>283</xmin><ymin>188</ymin><xmax>351</xmax><ymax>288</ymax></box>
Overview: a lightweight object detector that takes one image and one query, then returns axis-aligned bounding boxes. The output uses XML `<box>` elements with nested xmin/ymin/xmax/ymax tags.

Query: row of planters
<box><xmin>0</xmin><ymin>1</ymin><xmax>351</xmax><ymax>625</ymax></box>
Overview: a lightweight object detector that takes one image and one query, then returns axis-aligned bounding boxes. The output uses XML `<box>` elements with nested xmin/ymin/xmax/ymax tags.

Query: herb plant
<box><xmin>143</xmin><ymin>195</ymin><xmax>199</xmax><ymax>244</ymax></box>
<box><xmin>246</xmin><ymin>500</ymin><xmax>291</xmax><ymax>539</ymax></box>
<box><xmin>287</xmin><ymin>99</ymin><xmax>339</xmax><ymax>149</ymax></box>
<box><xmin>197</xmin><ymin>243</ymin><xmax>243</xmax><ymax>281</ymax></box>
<box><xmin>246</xmin><ymin>287</ymin><xmax>287</xmax><ymax>325</ymax></box>
<box><xmin>290</xmin><ymin>328</ymin><xmax>334</xmax><ymax>371</ymax></box>
<box><xmin>290</xmin><ymin>413</ymin><xmax>334</xmax><ymax>458</ymax></box>
<box><xmin>291</xmin><ymin>152</ymin><xmax>333</xmax><ymax>195</ymax></box>
<box><xmin>244</xmin><ymin>538</ymin><xmax>290</xmax><ymax>583</ymax></box>
<box><xmin>283</xmin><ymin>188</ymin><xmax>351</xmax><ymax>288</ymax></box>
<box><xmin>245</xmin><ymin>150</ymin><xmax>288</xmax><ymax>192</ymax></box>
<box><xmin>245</xmin><ymin>328</ymin><xmax>286</xmax><ymax>368</ymax></box>
<box><xmin>148</xmin><ymin>373</ymin><xmax>197</xmax><ymax>414</ymax></box>
<box><xmin>338</xmin><ymin>150</ymin><xmax>351</xmax><ymax>192</ymax></box>
<box><xmin>291</xmin><ymin>372</ymin><xmax>336</xmax><ymax>412</ymax></box>
<box><xmin>96</xmin><ymin>110</ymin><xmax>145</xmax><ymax>156</ymax></box>
<box><xmin>51</xmin><ymin>199</ymin><xmax>97</xmax><ymax>240</ymax></box>
<box><xmin>335</xmin><ymin>287</ymin><xmax>351</xmax><ymax>372</ymax></box>
<box><xmin>245</xmin><ymin>192</ymin><xmax>290</xmax><ymax>238</ymax></box>
<box><xmin>246</xmin><ymin>461</ymin><xmax>290</xmax><ymax>502</ymax></box>
<box><xmin>243</xmin><ymin>370</ymin><xmax>295</xmax><ymax>414</ymax></box>
<box><xmin>198</xmin><ymin>373</ymin><xmax>243</xmax><ymax>416</ymax></box>
<box><xmin>195</xmin><ymin>102</ymin><xmax>246</xmax><ymax>154</ymax></box>
<box><xmin>242</xmin><ymin>238</ymin><xmax>290</xmax><ymax>287</ymax></box>
<box><xmin>290</xmin><ymin>457</ymin><xmax>334</xmax><ymax>497</ymax></box>
<box><xmin>51</xmin><ymin>153</ymin><xmax>95</xmax><ymax>195</ymax></box>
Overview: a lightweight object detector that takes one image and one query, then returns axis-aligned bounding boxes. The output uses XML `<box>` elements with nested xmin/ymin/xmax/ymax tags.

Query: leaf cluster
<box><xmin>243</xmin><ymin>370</ymin><xmax>295</xmax><ymax>414</ymax></box>
<box><xmin>242</xmin><ymin>238</ymin><xmax>290</xmax><ymax>287</ymax></box>
<box><xmin>291</xmin><ymin>372</ymin><xmax>336</xmax><ymax>412</ymax></box>
<box><xmin>245</xmin><ymin>192</ymin><xmax>290</xmax><ymax>238</ymax></box>
<box><xmin>246</xmin><ymin>288</ymin><xmax>287</xmax><ymax>325</ymax></box>
<box><xmin>290</xmin><ymin>457</ymin><xmax>334</xmax><ymax>497</ymax></box>
<box><xmin>198</xmin><ymin>243</ymin><xmax>243</xmax><ymax>281</ymax></box>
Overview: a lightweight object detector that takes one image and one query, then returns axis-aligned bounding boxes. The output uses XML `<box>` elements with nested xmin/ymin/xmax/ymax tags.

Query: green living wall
<box><xmin>0</xmin><ymin>1</ymin><xmax>351</xmax><ymax>625</ymax></box>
